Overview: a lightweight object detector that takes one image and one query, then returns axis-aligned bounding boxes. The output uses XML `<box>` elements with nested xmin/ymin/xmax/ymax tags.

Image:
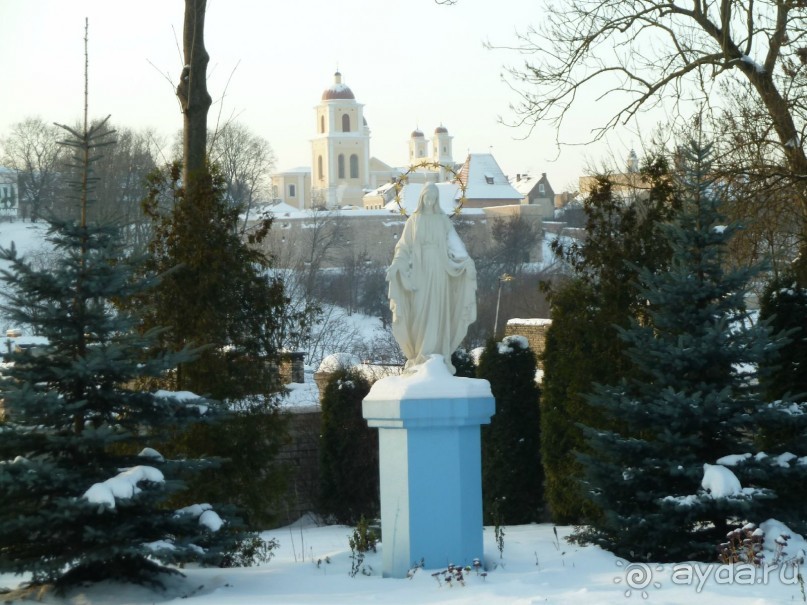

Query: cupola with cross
<box><xmin>311</xmin><ymin>71</ymin><xmax>371</xmax><ymax>207</ymax></box>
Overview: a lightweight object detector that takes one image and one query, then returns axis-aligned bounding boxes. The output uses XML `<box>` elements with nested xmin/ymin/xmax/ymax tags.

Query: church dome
<box><xmin>410</xmin><ymin>129</ymin><xmax>425</xmax><ymax>138</ymax></box>
<box><xmin>434</xmin><ymin>125</ymin><xmax>448</xmax><ymax>134</ymax></box>
<box><xmin>322</xmin><ymin>71</ymin><xmax>355</xmax><ymax>100</ymax></box>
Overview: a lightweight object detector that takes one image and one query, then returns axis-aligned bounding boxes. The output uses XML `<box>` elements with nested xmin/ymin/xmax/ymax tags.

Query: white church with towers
<box><xmin>270</xmin><ymin>71</ymin><xmax>456</xmax><ymax>210</ymax></box>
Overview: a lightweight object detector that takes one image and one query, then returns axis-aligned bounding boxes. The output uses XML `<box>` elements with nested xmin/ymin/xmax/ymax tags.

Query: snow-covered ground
<box><xmin>1</xmin><ymin>520</ymin><xmax>804</xmax><ymax>604</ymax></box>
<box><xmin>0</xmin><ymin>220</ymin><xmax>49</xmax><ymax>339</ymax></box>
<box><xmin>0</xmin><ymin>220</ymin><xmax>48</xmax><ymax>258</ymax></box>
<box><xmin>0</xmin><ymin>220</ymin><xmax>50</xmax><ymax>286</ymax></box>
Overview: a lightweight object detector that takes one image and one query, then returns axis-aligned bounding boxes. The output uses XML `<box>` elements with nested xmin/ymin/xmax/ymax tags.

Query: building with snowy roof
<box><xmin>456</xmin><ymin>153</ymin><xmax>523</xmax><ymax>208</ymax></box>
<box><xmin>269</xmin><ymin>70</ymin><xmax>558</xmax><ymax>217</ymax></box>
<box><xmin>510</xmin><ymin>172</ymin><xmax>555</xmax><ymax>218</ymax></box>
<box><xmin>271</xmin><ymin>71</ymin><xmax>462</xmax><ymax>210</ymax></box>
<box><xmin>270</xmin><ymin>166</ymin><xmax>311</xmax><ymax>210</ymax></box>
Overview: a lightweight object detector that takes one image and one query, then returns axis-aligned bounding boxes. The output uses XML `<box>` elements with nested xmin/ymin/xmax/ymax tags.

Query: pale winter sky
<box><xmin>0</xmin><ymin>0</ymin><xmax>653</xmax><ymax>192</ymax></box>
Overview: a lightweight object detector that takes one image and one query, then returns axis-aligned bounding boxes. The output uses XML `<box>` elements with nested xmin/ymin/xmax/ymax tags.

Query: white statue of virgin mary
<box><xmin>387</xmin><ymin>182</ymin><xmax>477</xmax><ymax>374</ymax></box>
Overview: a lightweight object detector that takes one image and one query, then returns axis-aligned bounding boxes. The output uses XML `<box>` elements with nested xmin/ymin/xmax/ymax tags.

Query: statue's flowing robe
<box><xmin>387</xmin><ymin>198</ymin><xmax>476</xmax><ymax>374</ymax></box>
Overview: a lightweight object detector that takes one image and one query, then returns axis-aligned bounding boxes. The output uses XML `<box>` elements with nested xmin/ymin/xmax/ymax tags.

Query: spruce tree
<box><xmin>540</xmin><ymin>156</ymin><xmax>680</xmax><ymax>524</ymax></box>
<box><xmin>759</xmin><ymin>272</ymin><xmax>807</xmax><ymax>407</ymax></box>
<box><xmin>539</xmin><ymin>279</ymin><xmax>607</xmax><ymax>524</ymax></box>
<box><xmin>477</xmin><ymin>336</ymin><xmax>543</xmax><ymax>524</ymax></box>
<box><xmin>0</xmin><ymin>121</ymin><xmax>239</xmax><ymax>590</ymax></box>
<box><xmin>451</xmin><ymin>348</ymin><xmax>476</xmax><ymax>378</ymax></box>
<box><xmin>574</xmin><ymin>140</ymin><xmax>781</xmax><ymax>562</ymax></box>
<box><xmin>318</xmin><ymin>368</ymin><xmax>379</xmax><ymax>524</ymax></box>
<box><xmin>740</xmin><ymin>272</ymin><xmax>807</xmax><ymax>533</ymax></box>
<box><xmin>138</xmin><ymin>163</ymin><xmax>292</xmax><ymax>528</ymax></box>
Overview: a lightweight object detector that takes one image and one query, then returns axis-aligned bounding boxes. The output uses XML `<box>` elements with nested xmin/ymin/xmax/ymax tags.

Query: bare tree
<box><xmin>0</xmin><ymin>117</ymin><xmax>64</xmax><ymax>221</ymax></box>
<box><xmin>489</xmin><ymin>215</ymin><xmax>542</xmax><ymax>277</ymax></box>
<box><xmin>503</xmin><ymin>0</ymin><xmax>807</xmax><ymax>274</ymax></box>
<box><xmin>90</xmin><ymin>126</ymin><xmax>164</xmax><ymax>250</ymax></box>
<box><xmin>710</xmin><ymin>81</ymin><xmax>802</xmax><ymax>276</ymax></box>
<box><xmin>208</xmin><ymin>121</ymin><xmax>276</xmax><ymax>233</ymax></box>
<box><xmin>297</xmin><ymin>208</ymin><xmax>348</xmax><ymax>298</ymax></box>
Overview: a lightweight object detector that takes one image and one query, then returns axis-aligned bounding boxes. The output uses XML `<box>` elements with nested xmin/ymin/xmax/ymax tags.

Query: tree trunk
<box><xmin>176</xmin><ymin>0</ymin><xmax>212</xmax><ymax>188</ymax></box>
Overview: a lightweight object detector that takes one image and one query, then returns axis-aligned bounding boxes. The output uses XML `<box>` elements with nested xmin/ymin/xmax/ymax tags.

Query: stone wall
<box><xmin>279</xmin><ymin>352</ymin><xmax>305</xmax><ymax>384</ymax></box>
<box><xmin>260</xmin><ymin>209</ymin><xmax>545</xmax><ymax>269</ymax></box>
<box><xmin>504</xmin><ymin>318</ymin><xmax>552</xmax><ymax>369</ymax></box>
<box><xmin>274</xmin><ymin>409</ymin><xmax>322</xmax><ymax>526</ymax></box>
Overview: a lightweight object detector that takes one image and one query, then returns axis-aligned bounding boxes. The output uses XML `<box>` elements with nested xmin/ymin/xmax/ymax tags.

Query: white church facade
<box><xmin>271</xmin><ymin>71</ymin><xmax>456</xmax><ymax>210</ymax></box>
<box><xmin>269</xmin><ymin>70</ymin><xmax>558</xmax><ymax>221</ymax></box>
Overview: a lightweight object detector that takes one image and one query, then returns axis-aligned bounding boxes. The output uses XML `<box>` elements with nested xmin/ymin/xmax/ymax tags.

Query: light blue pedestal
<box><xmin>363</xmin><ymin>390</ymin><xmax>495</xmax><ymax>578</ymax></box>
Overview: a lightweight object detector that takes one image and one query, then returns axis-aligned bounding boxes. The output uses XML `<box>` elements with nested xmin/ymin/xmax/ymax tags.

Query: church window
<box><xmin>539</xmin><ymin>183</ymin><xmax>545</xmax><ymax>194</ymax></box>
<box><xmin>320</xmin><ymin>116</ymin><xmax>325</xmax><ymax>133</ymax></box>
<box><xmin>350</xmin><ymin>154</ymin><xmax>359</xmax><ymax>179</ymax></box>
<box><xmin>318</xmin><ymin>156</ymin><xmax>323</xmax><ymax>180</ymax></box>
<box><xmin>342</xmin><ymin>114</ymin><xmax>350</xmax><ymax>132</ymax></box>
<box><xmin>338</xmin><ymin>154</ymin><xmax>345</xmax><ymax>179</ymax></box>
<box><xmin>289</xmin><ymin>184</ymin><xmax>296</xmax><ymax>197</ymax></box>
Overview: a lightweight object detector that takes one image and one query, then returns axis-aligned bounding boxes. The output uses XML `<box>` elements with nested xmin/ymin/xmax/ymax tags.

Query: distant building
<box><xmin>0</xmin><ymin>168</ymin><xmax>19</xmax><ymax>220</ymax></box>
<box><xmin>406</xmin><ymin>125</ymin><xmax>455</xmax><ymax>182</ymax></box>
<box><xmin>361</xmin><ymin>182</ymin><xmax>396</xmax><ymax>211</ymax></box>
<box><xmin>269</xmin><ymin>70</ymin><xmax>558</xmax><ymax>228</ymax></box>
<box><xmin>308</xmin><ymin>71</ymin><xmax>373</xmax><ymax>208</ymax></box>
<box><xmin>271</xmin><ymin>166</ymin><xmax>311</xmax><ymax>209</ymax></box>
<box><xmin>456</xmin><ymin>153</ymin><xmax>523</xmax><ymax>208</ymax></box>
<box><xmin>271</xmin><ymin>71</ymin><xmax>457</xmax><ymax>210</ymax></box>
<box><xmin>510</xmin><ymin>172</ymin><xmax>555</xmax><ymax>219</ymax></box>
<box><xmin>578</xmin><ymin>148</ymin><xmax>650</xmax><ymax>202</ymax></box>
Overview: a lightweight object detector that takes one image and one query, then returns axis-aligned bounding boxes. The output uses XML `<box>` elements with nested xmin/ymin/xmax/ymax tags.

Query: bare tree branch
<box><xmin>499</xmin><ymin>0</ymin><xmax>807</xmax><ymax>210</ymax></box>
<box><xmin>496</xmin><ymin>0</ymin><xmax>807</xmax><ymax>280</ymax></box>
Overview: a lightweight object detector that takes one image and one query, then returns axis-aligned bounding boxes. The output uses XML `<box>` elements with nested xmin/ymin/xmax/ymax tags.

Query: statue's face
<box><xmin>422</xmin><ymin>185</ymin><xmax>439</xmax><ymax>210</ymax></box>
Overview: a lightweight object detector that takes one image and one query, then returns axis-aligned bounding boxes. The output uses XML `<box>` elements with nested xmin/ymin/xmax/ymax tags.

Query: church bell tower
<box><xmin>311</xmin><ymin>71</ymin><xmax>371</xmax><ymax>208</ymax></box>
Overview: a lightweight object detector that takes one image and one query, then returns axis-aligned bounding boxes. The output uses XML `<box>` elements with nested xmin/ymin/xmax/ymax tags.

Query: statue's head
<box><xmin>416</xmin><ymin>182</ymin><xmax>440</xmax><ymax>214</ymax></box>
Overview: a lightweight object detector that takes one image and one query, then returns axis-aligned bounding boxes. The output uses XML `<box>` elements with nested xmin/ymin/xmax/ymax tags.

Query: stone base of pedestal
<box><xmin>362</xmin><ymin>364</ymin><xmax>494</xmax><ymax>578</ymax></box>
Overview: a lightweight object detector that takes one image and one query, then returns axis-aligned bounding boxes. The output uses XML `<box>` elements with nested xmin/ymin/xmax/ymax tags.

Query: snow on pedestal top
<box><xmin>365</xmin><ymin>354</ymin><xmax>492</xmax><ymax>401</ymax></box>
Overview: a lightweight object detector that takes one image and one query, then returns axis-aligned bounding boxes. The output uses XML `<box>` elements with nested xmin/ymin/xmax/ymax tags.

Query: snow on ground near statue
<box><xmin>3</xmin><ymin>522</ymin><xmax>805</xmax><ymax>605</ymax></box>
